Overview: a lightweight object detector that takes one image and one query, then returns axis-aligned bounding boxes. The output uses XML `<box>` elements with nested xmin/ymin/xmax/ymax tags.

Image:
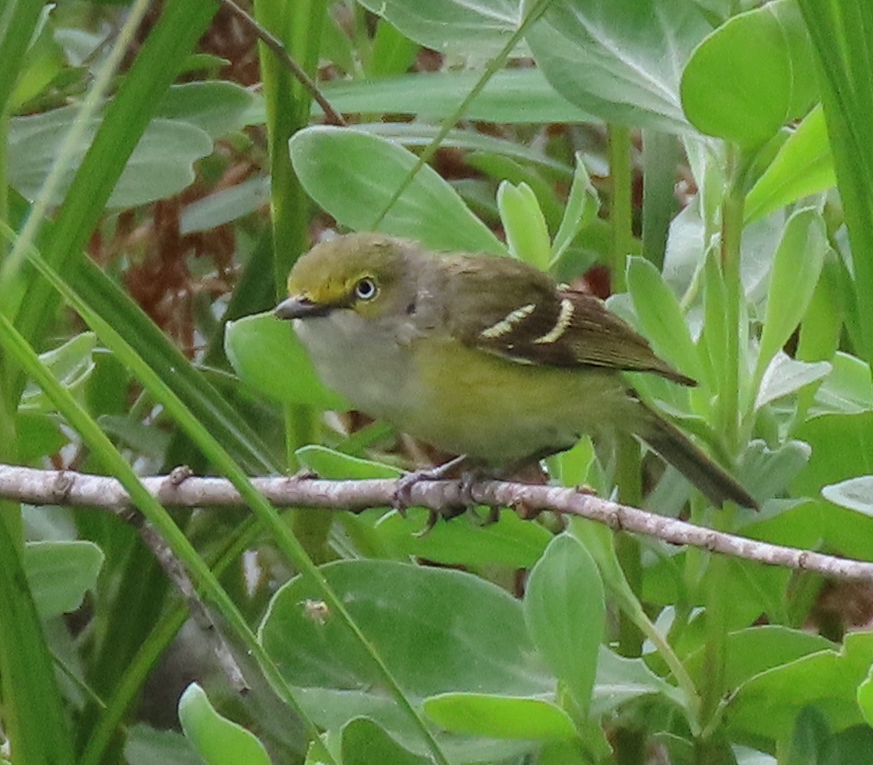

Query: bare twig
<box><xmin>2</xmin><ymin>463</ymin><xmax>868</xmax><ymax>581</ymax></box>
<box><xmin>218</xmin><ymin>0</ymin><xmax>347</xmax><ymax>127</ymax></box>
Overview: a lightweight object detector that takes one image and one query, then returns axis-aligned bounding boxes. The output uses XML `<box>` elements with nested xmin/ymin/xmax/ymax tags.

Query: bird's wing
<box><xmin>444</xmin><ymin>256</ymin><xmax>695</xmax><ymax>386</ymax></box>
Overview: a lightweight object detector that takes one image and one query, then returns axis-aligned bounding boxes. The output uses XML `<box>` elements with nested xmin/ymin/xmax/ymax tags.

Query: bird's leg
<box><xmin>393</xmin><ymin>454</ymin><xmax>472</xmax><ymax>515</ymax></box>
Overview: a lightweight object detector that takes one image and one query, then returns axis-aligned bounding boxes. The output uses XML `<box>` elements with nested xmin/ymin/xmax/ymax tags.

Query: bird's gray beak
<box><xmin>274</xmin><ymin>296</ymin><xmax>332</xmax><ymax>320</ymax></box>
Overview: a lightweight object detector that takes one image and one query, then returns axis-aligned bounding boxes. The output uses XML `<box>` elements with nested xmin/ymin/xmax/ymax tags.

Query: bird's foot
<box><xmin>392</xmin><ymin>454</ymin><xmax>471</xmax><ymax>516</ymax></box>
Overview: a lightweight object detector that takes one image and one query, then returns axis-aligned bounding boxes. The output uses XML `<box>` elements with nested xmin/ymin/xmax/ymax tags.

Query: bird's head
<box><xmin>275</xmin><ymin>233</ymin><xmax>413</xmax><ymax>322</ymax></box>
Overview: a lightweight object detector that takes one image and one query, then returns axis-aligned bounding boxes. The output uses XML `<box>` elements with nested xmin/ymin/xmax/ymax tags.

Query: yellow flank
<box><xmin>406</xmin><ymin>335</ymin><xmax>631</xmax><ymax>463</ymax></box>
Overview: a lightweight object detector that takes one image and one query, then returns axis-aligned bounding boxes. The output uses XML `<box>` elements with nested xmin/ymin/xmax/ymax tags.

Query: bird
<box><xmin>274</xmin><ymin>232</ymin><xmax>757</xmax><ymax>509</ymax></box>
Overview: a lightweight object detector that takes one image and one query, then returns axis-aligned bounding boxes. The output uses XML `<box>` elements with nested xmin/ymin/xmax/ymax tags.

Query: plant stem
<box><xmin>717</xmin><ymin>145</ymin><xmax>744</xmax><ymax>453</ymax></box>
<box><xmin>608</xmin><ymin>125</ymin><xmax>633</xmax><ymax>292</ymax></box>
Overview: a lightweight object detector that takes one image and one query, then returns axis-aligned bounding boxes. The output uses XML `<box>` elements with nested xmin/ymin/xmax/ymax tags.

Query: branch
<box><xmin>2</xmin><ymin>463</ymin><xmax>868</xmax><ymax>582</ymax></box>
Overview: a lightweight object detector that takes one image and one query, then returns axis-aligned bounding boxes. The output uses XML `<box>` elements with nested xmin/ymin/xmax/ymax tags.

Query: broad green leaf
<box><xmin>550</xmin><ymin>154</ymin><xmax>598</xmax><ymax>267</ymax></box>
<box><xmin>328</xmin><ymin>122</ymin><xmax>573</xmax><ymax>178</ymax></box>
<box><xmin>260</xmin><ymin>560</ymin><xmax>552</xmax><ymax>697</ymax></box>
<box><xmin>627</xmin><ymin>256</ymin><xmax>704</xmax><ymax>384</ymax></box>
<box><xmin>315</xmin><ymin>69</ymin><xmax>595</xmax><ymax>124</ymax></box>
<box><xmin>424</xmin><ymin>694</ymin><xmax>577</xmax><ymax>740</ymax></box>
<box><xmin>180</xmin><ymin>176</ymin><xmax>271</xmax><ymax>235</ymax></box>
<box><xmin>341</xmin><ymin>718</ymin><xmax>429</xmax><ymax>765</ymax></box>
<box><xmin>527</xmin><ymin>0</ymin><xmax>711</xmax><ymax>133</ymax></box>
<box><xmin>793</xmin><ymin>413</ymin><xmax>873</xmax><ymax>498</ymax></box>
<box><xmin>155</xmin><ymin>81</ymin><xmax>254</xmax><ymax>139</ymax></box>
<box><xmin>498</xmin><ymin>181</ymin><xmax>551</xmax><ymax>269</ymax></box>
<box><xmin>178</xmin><ymin>684</ymin><xmax>272</xmax><ymax>765</ymax></box>
<box><xmin>524</xmin><ymin>534</ymin><xmax>604</xmax><ymax>714</ymax></box>
<box><xmin>374</xmin><ymin>508</ymin><xmax>552</xmax><ymax>568</ymax></box>
<box><xmin>8</xmin><ymin>108</ymin><xmax>213</xmax><ymax>208</ymax></box>
<box><xmin>822</xmin><ymin>476</ymin><xmax>873</xmax><ymax>517</ymax></box>
<box><xmin>15</xmin><ymin>411</ymin><xmax>65</xmax><ymax>462</ymax></box>
<box><xmin>0</xmin><ymin>521</ymin><xmax>75</xmax><ymax>765</ymax></box>
<box><xmin>755</xmin><ymin>353</ymin><xmax>831</xmax><ymax>410</ymax></box>
<box><xmin>368</xmin><ymin>17</ymin><xmax>421</xmax><ymax>78</ymax></box>
<box><xmin>8</xmin><ymin>12</ymin><xmax>65</xmax><ymax>112</ymax></box>
<box><xmin>592</xmin><ymin>646</ymin><xmax>685</xmax><ymax>716</ymax></box>
<box><xmin>124</xmin><ymin>724</ymin><xmax>202</xmax><ymax>765</ymax></box>
<box><xmin>857</xmin><ymin>664</ymin><xmax>873</xmax><ymax>728</ymax></box>
<box><xmin>755</xmin><ymin>208</ymin><xmax>828</xmax><ymax>385</ymax></box>
<box><xmin>295</xmin><ymin>687</ymin><xmax>533</xmax><ymax>763</ymax></box>
<box><xmin>685</xmin><ymin>626</ymin><xmax>834</xmax><ymax>692</ymax></box>
<box><xmin>296</xmin><ymin>445</ymin><xmax>402</xmax><ymax>479</ymax></box>
<box><xmin>745</xmin><ymin>106</ymin><xmax>835</xmax><ymax>223</ymax></box>
<box><xmin>785</xmin><ymin>706</ymin><xmax>831</xmax><ymax>765</ymax></box>
<box><xmin>289</xmin><ymin>126</ymin><xmax>505</xmax><ymax>254</ymax></box>
<box><xmin>24</xmin><ymin>541</ymin><xmax>104</xmax><ymax>620</ymax></box>
<box><xmin>356</xmin><ymin>0</ymin><xmax>523</xmax><ymax>57</ymax></box>
<box><xmin>225</xmin><ymin>312</ymin><xmax>347</xmax><ymax>409</ymax></box>
<box><xmin>812</xmin><ymin>353</ymin><xmax>873</xmax><ymax>416</ymax></box>
<box><xmin>727</xmin><ymin>632</ymin><xmax>873</xmax><ymax>742</ymax></box>
<box><xmin>21</xmin><ymin>332</ymin><xmax>96</xmax><ymax>411</ymax></box>
<box><xmin>681</xmin><ymin>0</ymin><xmax>817</xmax><ymax>148</ymax></box>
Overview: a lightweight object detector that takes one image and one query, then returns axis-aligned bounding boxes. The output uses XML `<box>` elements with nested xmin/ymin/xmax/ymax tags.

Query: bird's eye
<box><xmin>354</xmin><ymin>277</ymin><xmax>379</xmax><ymax>301</ymax></box>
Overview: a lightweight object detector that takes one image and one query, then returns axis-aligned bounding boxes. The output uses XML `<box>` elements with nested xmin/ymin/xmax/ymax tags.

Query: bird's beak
<box><xmin>274</xmin><ymin>296</ymin><xmax>333</xmax><ymax>320</ymax></box>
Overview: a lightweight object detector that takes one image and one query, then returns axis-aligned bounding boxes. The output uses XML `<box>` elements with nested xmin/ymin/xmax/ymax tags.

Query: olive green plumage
<box><xmin>276</xmin><ymin>233</ymin><xmax>756</xmax><ymax>509</ymax></box>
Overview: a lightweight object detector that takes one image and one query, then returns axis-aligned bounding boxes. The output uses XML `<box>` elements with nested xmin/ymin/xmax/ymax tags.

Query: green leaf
<box><xmin>424</xmin><ymin>694</ymin><xmax>577</xmax><ymax>740</ymax></box>
<box><xmin>374</xmin><ymin>507</ymin><xmax>552</xmax><ymax>568</ymax></box>
<box><xmin>681</xmin><ymin>0</ymin><xmax>817</xmax><ymax>148</ymax></box>
<box><xmin>260</xmin><ymin>560</ymin><xmax>552</xmax><ymax>698</ymax></box>
<box><xmin>822</xmin><ymin>476</ymin><xmax>873</xmax><ymax>517</ymax></box>
<box><xmin>24</xmin><ymin>541</ymin><xmax>104</xmax><ymax>620</ymax></box>
<box><xmin>225</xmin><ymin>312</ymin><xmax>347</xmax><ymax>409</ymax></box>
<box><xmin>124</xmin><ymin>724</ymin><xmax>202</xmax><ymax>765</ymax></box>
<box><xmin>21</xmin><ymin>332</ymin><xmax>96</xmax><ymax>411</ymax></box>
<box><xmin>497</xmin><ymin>181</ymin><xmax>551</xmax><ymax>269</ymax></box>
<box><xmin>745</xmin><ymin>106</ymin><xmax>835</xmax><ymax>223</ymax></box>
<box><xmin>685</xmin><ymin>626</ymin><xmax>834</xmax><ymax>693</ymax></box>
<box><xmin>857</xmin><ymin>664</ymin><xmax>873</xmax><ymax>728</ymax></box>
<box><xmin>785</xmin><ymin>706</ymin><xmax>831</xmax><ymax>765</ymax></box>
<box><xmin>341</xmin><ymin>718</ymin><xmax>429</xmax><ymax>765</ymax></box>
<box><xmin>356</xmin><ymin>0</ymin><xmax>523</xmax><ymax>57</ymax></box>
<box><xmin>289</xmin><ymin>126</ymin><xmax>505</xmax><ymax>254</ymax></box>
<box><xmin>180</xmin><ymin>176</ymin><xmax>271</xmax><ymax>235</ymax></box>
<box><xmin>316</xmin><ymin>69</ymin><xmax>595</xmax><ymax>124</ymax></box>
<box><xmin>755</xmin><ymin>353</ymin><xmax>831</xmax><ymax>410</ymax></box>
<box><xmin>178</xmin><ymin>683</ymin><xmax>272</xmax><ymax>765</ymax></box>
<box><xmin>727</xmin><ymin>632</ymin><xmax>873</xmax><ymax>742</ymax></box>
<box><xmin>812</xmin><ymin>353</ymin><xmax>873</xmax><ymax>416</ymax></box>
<box><xmin>592</xmin><ymin>646</ymin><xmax>685</xmax><ymax>716</ymax></box>
<box><xmin>296</xmin><ymin>445</ymin><xmax>402</xmax><ymax>479</ymax></box>
<box><xmin>15</xmin><ymin>411</ymin><xmax>65</xmax><ymax>461</ymax></box>
<box><xmin>755</xmin><ymin>208</ymin><xmax>828</xmax><ymax>386</ymax></box>
<box><xmin>626</xmin><ymin>256</ymin><xmax>704</xmax><ymax>384</ymax></box>
<box><xmin>155</xmin><ymin>81</ymin><xmax>254</xmax><ymax>139</ymax></box>
<box><xmin>524</xmin><ymin>534</ymin><xmax>604</xmax><ymax>714</ymax></box>
<box><xmin>550</xmin><ymin>154</ymin><xmax>598</xmax><ymax>267</ymax></box>
<box><xmin>354</xmin><ymin>123</ymin><xmax>573</xmax><ymax>178</ymax></box>
<box><xmin>527</xmin><ymin>0</ymin><xmax>710</xmax><ymax>132</ymax></box>
<box><xmin>8</xmin><ymin>108</ymin><xmax>213</xmax><ymax>208</ymax></box>
<box><xmin>0</xmin><ymin>521</ymin><xmax>75</xmax><ymax>765</ymax></box>
<box><xmin>792</xmin><ymin>413</ymin><xmax>873</xmax><ymax>498</ymax></box>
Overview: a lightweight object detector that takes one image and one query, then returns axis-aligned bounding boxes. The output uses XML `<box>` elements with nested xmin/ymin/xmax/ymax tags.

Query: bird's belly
<box><xmin>408</xmin><ymin>340</ymin><xmax>630</xmax><ymax>464</ymax></box>
<box><xmin>296</xmin><ymin>318</ymin><xmax>630</xmax><ymax>465</ymax></box>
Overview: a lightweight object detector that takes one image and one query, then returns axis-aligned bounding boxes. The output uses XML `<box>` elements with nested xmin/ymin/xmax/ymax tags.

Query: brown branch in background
<box><xmin>218</xmin><ymin>0</ymin><xmax>347</xmax><ymax>127</ymax></box>
<box><xmin>2</xmin><ymin>463</ymin><xmax>869</xmax><ymax>582</ymax></box>
<box><xmin>135</xmin><ymin>516</ymin><xmax>249</xmax><ymax>694</ymax></box>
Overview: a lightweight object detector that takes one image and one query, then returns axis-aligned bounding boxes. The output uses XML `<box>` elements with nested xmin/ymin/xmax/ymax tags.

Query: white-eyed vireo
<box><xmin>275</xmin><ymin>233</ymin><xmax>756</xmax><ymax>509</ymax></box>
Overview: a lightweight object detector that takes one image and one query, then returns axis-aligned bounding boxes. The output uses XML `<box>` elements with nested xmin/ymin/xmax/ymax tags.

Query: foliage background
<box><xmin>2</xmin><ymin>0</ymin><xmax>873</xmax><ymax>764</ymax></box>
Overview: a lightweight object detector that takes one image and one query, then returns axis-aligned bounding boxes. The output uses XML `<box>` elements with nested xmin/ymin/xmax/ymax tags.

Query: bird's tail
<box><xmin>636</xmin><ymin>405</ymin><xmax>758</xmax><ymax>510</ymax></box>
